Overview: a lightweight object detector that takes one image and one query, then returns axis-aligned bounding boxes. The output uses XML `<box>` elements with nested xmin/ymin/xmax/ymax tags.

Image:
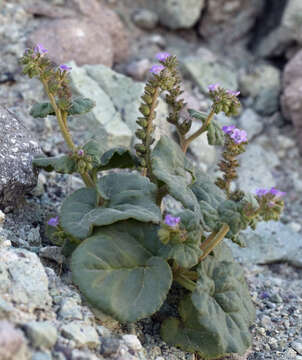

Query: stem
<box><xmin>174</xmin><ymin>274</ymin><xmax>196</xmax><ymax>292</ymax></box>
<box><xmin>199</xmin><ymin>223</ymin><xmax>230</xmax><ymax>262</ymax></box>
<box><xmin>182</xmin><ymin>109</ymin><xmax>215</xmax><ymax>153</ymax></box>
<box><xmin>41</xmin><ymin>78</ymin><xmax>94</xmax><ymax>188</ymax></box>
<box><xmin>142</xmin><ymin>86</ymin><xmax>160</xmax><ymax>178</ymax></box>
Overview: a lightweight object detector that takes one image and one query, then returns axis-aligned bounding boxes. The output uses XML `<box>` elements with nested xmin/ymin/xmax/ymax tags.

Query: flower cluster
<box><xmin>164</xmin><ymin>214</ymin><xmax>180</xmax><ymax>227</ymax></box>
<box><xmin>255</xmin><ymin>187</ymin><xmax>286</xmax><ymax>198</ymax></box>
<box><xmin>48</xmin><ymin>216</ymin><xmax>59</xmax><ymax>227</ymax></box>
<box><xmin>208</xmin><ymin>84</ymin><xmax>241</xmax><ymax>117</ymax></box>
<box><xmin>222</xmin><ymin>125</ymin><xmax>247</xmax><ymax>144</ymax></box>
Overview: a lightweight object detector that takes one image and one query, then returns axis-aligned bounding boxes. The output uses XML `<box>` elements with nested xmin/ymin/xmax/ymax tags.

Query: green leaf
<box><xmin>97</xmin><ymin>147</ymin><xmax>139</xmax><ymax>171</ymax></box>
<box><xmin>33</xmin><ymin>155</ymin><xmax>76</xmax><ymax>174</ymax></box>
<box><xmin>30</xmin><ymin>102</ymin><xmax>55</xmax><ymax>118</ymax></box>
<box><xmin>82</xmin><ymin>140</ymin><xmax>106</xmax><ymax>168</ymax></box>
<box><xmin>151</xmin><ymin>136</ymin><xmax>199</xmax><ymax>212</ymax></box>
<box><xmin>190</xmin><ymin>169</ymin><xmax>226</xmax><ymax>209</ymax></box>
<box><xmin>71</xmin><ymin>221</ymin><xmax>172</xmax><ymax>323</ymax></box>
<box><xmin>198</xmin><ymin>200</ymin><xmax>220</xmax><ymax>232</ymax></box>
<box><xmin>161</xmin><ymin>243</ymin><xmax>255</xmax><ymax>359</ymax></box>
<box><xmin>159</xmin><ymin>210</ymin><xmax>203</xmax><ymax>268</ymax></box>
<box><xmin>207</xmin><ymin>120</ymin><xmax>225</xmax><ymax>146</ymax></box>
<box><xmin>68</xmin><ymin>97</ymin><xmax>95</xmax><ymax>116</ymax></box>
<box><xmin>60</xmin><ymin>173</ymin><xmax>161</xmax><ymax>239</ymax></box>
<box><xmin>188</xmin><ymin>109</ymin><xmax>208</xmax><ymax>121</ymax></box>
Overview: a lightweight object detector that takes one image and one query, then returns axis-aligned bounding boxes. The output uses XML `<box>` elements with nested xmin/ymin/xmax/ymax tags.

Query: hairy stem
<box><xmin>174</xmin><ymin>274</ymin><xmax>196</xmax><ymax>292</ymax></box>
<box><xmin>182</xmin><ymin>109</ymin><xmax>215</xmax><ymax>153</ymax></box>
<box><xmin>41</xmin><ymin>78</ymin><xmax>94</xmax><ymax>188</ymax></box>
<box><xmin>142</xmin><ymin>86</ymin><xmax>160</xmax><ymax>178</ymax></box>
<box><xmin>199</xmin><ymin>223</ymin><xmax>230</xmax><ymax>261</ymax></box>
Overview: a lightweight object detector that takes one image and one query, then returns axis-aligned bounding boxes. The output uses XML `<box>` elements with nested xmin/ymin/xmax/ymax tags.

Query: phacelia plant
<box><xmin>20</xmin><ymin>47</ymin><xmax>285</xmax><ymax>359</ymax></box>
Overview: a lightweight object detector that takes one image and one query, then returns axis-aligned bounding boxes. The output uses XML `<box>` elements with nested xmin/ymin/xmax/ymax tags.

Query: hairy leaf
<box><xmin>68</xmin><ymin>97</ymin><xmax>95</xmax><ymax>115</ymax></box>
<box><xmin>71</xmin><ymin>221</ymin><xmax>172</xmax><ymax>323</ymax></box>
<box><xmin>96</xmin><ymin>147</ymin><xmax>139</xmax><ymax>171</ymax></box>
<box><xmin>60</xmin><ymin>173</ymin><xmax>161</xmax><ymax>239</ymax></box>
<box><xmin>161</xmin><ymin>243</ymin><xmax>255</xmax><ymax>359</ymax></box>
<box><xmin>159</xmin><ymin>210</ymin><xmax>203</xmax><ymax>268</ymax></box>
<box><xmin>33</xmin><ymin>155</ymin><xmax>76</xmax><ymax>174</ymax></box>
<box><xmin>151</xmin><ymin>136</ymin><xmax>199</xmax><ymax>212</ymax></box>
<box><xmin>207</xmin><ymin>120</ymin><xmax>224</xmax><ymax>146</ymax></box>
<box><xmin>188</xmin><ymin>109</ymin><xmax>208</xmax><ymax>121</ymax></box>
<box><xmin>82</xmin><ymin>140</ymin><xmax>106</xmax><ymax>168</ymax></box>
<box><xmin>30</xmin><ymin>102</ymin><xmax>55</xmax><ymax>118</ymax></box>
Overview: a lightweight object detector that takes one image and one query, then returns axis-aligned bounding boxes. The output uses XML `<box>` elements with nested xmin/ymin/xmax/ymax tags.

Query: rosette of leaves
<box><xmin>59</xmin><ymin>172</ymin><xmax>161</xmax><ymax>240</ymax></box>
<box><xmin>71</xmin><ymin>220</ymin><xmax>172</xmax><ymax>323</ymax></box>
<box><xmin>161</xmin><ymin>243</ymin><xmax>255</xmax><ymax>359</ymax></box>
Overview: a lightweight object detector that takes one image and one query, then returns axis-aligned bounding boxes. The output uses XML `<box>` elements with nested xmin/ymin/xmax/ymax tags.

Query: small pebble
<box><xmin>292</xmin><ymin>340</ymin><xmax>302</xmax><ymax>355</ymax></box>
<box><xmin>132</xmin><ymin>8</ymin><xmax>159</xmax><ymax>30</ymax></box>
<box><xmin>0</xmin><ymin>210</ymin><xmax>5</xmax><ymax>227</ymax></box>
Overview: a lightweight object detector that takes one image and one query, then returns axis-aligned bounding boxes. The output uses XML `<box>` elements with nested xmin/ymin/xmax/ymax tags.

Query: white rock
<box><xmin>122</xmin><ymin>334</ymin><xmax>142</xmax><ymax>351</ymax></box>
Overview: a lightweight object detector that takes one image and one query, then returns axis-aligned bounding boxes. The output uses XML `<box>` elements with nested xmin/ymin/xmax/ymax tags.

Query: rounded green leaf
<box><xmin>207</xmin><ymin>120</ymin><xmax>225</xmax><ymax>146</ymax></box>
<box><xmin>33</xmin><ymin>155</ymin><xmax>76</xmax><ymax>174</ymax></box>
<box><xmin>71</xmin><ymin>223</ymin><xmax>172</xmax><ymax>323</ymax></box>
<box><xmin>30</xmin><ymin>102</ymin><xmax>55</xmax><ymax>118</ymax></box>
<box><xmin>68</xmin><ymin>97</ymin><xmax>95</xmax><ymax>115</ymax></box>
<box><xmin>97</xmin><ymin>147</ymin><xmax>139</xmax><ymax>171</ymax></box>
<box><xmin>151</xmin><ymin>136</ymin><xmax>199</xmax><ymax>212</ymax></box>
<box><xmin>60</xmin><ymin>173</ymin><xmax>161</xmax><ymax>239</ymax></box>
<box><xmin>161</xmin><ymin>243</ymin><xmax>255</xmax><ymax>358</ymax></box>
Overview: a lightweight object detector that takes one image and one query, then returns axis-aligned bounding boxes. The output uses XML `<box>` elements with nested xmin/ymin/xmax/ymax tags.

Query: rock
<box><xmin>122</xmin><ymin>335</ymin><xmax>142</xmax><ymax>352</ymax></box>
<box><xmin>283</xmin><ymin>49</ymin><xmax>302</xmax><ymax>88</ymax></box>
<box><xmin>256</xmin><ymin>27</ymin><xmax>294</xmax><ymax>58</ymax></box>
<box><xmin>69</xmin><ymin>63</ymin><xmax>132</xmax><ymax>148</ymax></box>
<box><xmin>27</xmin><ymin>226</ymin><xmax>41</xmax><ymax>247</ymax></box>
<box><xmin>59</xmin><ymin>297</ymin><xmax>83</xmax><ymax>320</ymax></box>
<box><xmin>199</xmin><ymin>0</ymin><xmax>263</xmax><ymax>49</ymax></box>
<box><xmin>61</xmin><ymin>322</ymin><xmax>100</xmax><ymax>348</ymax></box>
<box><xmin>69</xmin><ymin>62</ymin><xmax>169</xmax><ymax>148</ymax></box>
<box><xmin>0</xmin><ymin>296</ymin><xmax>14</xmax><ymax>319</ymax></box>
<box><xmin>101</xmin><ymin>337</ymin><xmax>121</xmax><ymax>357</ymax></box>
<box><xmin>0</xmin><ymin>210</ymin><xmax>5</xmax><ymax>227</ymax></box>
<box><xmin>39</xmin><ymin>246</ymin><xmax>65</xmax><ymax>264</ymax></box>
<box><xmin>282</xmin><ymin>0</ymin><xmax>302</xmax><ymax>44</ymax></box>
<box><xmin>182</xmin><ymin>56</ymin><xmax>238</xmax><ymax>94</ymax></box>
<box><xmin>238</xmin><ymin>108</ymin><xmax>263</xmax><ymax>139</ymax></box>
<box><xmin>0</xmin><ymin>321</ymin><xmax>27</xmax><ymax>360</ymax></box>
<box><xmin>0</xmin><ymin>106</ymin><xmax>40</xmax><ymax>210</ymax></box>
<box><xmin>144</xmin><ymin>0</ymin><xmax>205</xmax><ymax>29</ymax></box>
<box><xmin>132</xmin><ymin>8</ymin><xmax>159</xmax><ymax>30</ymax></box>
<box><xmin>0</xmin><ymin>247</ymin><xmax>51</xmax><ymax>312</ymax></box>
<box><xmin>227</xmin><ymin>222</ymin><xmax>302</xmax><ymax>267</ymax></box>
<box><xmin>29</xmin><ymin>18</ymin><xmax>113</xmax><ymax>67</ymax></box>
<box><xmin>239</xmin><ymin>64</ymin><xmax>281</xmax><ymax>115</ymax></box>
<box><xmin>23</xmin><ymin>321</ymin><xmax>58</xmax><ymax>349</ymax></box>
<box><xmin>236</xmin><ymin>143</ymin><xmax>278</xmax><ymax>193</ymax></box>
<box><xmin>31</xmin><ymin>352</ymin><xmax>52</xmax><ymax>360</ymax></box>
<box><xmin>125</xmin><ymin>59</ymin><xmax>152</xmax><ymax>81</ymax></box>
<box><xmin>292</xmin><ymin>340</ymin><xmax>302</xmax><ymax>355</ymax></box>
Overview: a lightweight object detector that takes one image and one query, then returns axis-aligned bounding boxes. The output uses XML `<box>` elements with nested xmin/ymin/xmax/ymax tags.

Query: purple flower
<box><xmin>260</xmin><ymin>291</ymin><xmax>270</xmax><ymax>299</ymax></box>
<box><xmin>269</xmin><ymin>187</ymin><xmax>286</xmax><ymax>198</ymax></box>
<box><xmin>222</xmin><ymin>125</ymin><xmax>235</xmax><ymax>135</ymax></box>
<box><xmin>150</xmin><ymin>64</ymin><xmax>165</xmax><ymax>75</ymax></box>
<box><xmin>34</xmin><ymin>44</ymin><xmax>48</xmax><ymax>55</ymax></box>
<box><xmin>227</xmin><ymin>89</ymin><xmax>240</xmax><ymax>97</ymax></box>
<box><xmin>77</xmin><ymin>149</ymin><xmax>84</xmax><ymax>157</ymax></box>
<box><xmin>48</xmin><ymin>216</ymin><xmax>59</xmax><ymax>227</ymax></box>
<box><xmin>156</xmin><ymin>52</ymin><xmax>171</xmax><ymax>61</ymax></box>
<box><xmin>59</xmin><ymin>64</ymin><xmax>72</xmax><ymax>72</ymax></box>
<box><xmin>255</xmin><ymin>188</ymin><xmax>270</xmax><ymax>197</ymax></box>
<box><xmin>230</xmin><ymin>128</ymin><xmax>248</xmax><ymax>144</ymax></box>
<box><xmin>164</xmin><ymin>214</ymin><xmax>180</xmax><ymax>227</ymax></box>
<box><xmin>208</xmin><ymin>83</ymin><xmax>220</xmax><ymax>92</ymax></box>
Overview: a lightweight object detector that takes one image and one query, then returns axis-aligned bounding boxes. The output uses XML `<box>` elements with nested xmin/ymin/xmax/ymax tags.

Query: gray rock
<box><xmin>101</xmin><ymin>337</ymin><xmax>121</xmax><ymax>357</ymax></box>
<box><xmin>291</xmin><ymin>340</ymin><xmax>302</xmax><ymax>355</ymax></box>
<box><xmin>144</xmin><ymin>0</ymin><xmax>205</xmax><ymax>29</ymax></box>
<box><xmin>182</xmin><ymin>56</ymin><xmax>238</xmax><ymax>94</ymax></box>
<box><xmin>238</xmin><ymin>108</ymin><xmax>263</xmax><ymax>139</ymax></box>
<box><xmin>27</xmin><ymin>226</ymin><xmax>41</xmax><ymax>247</ymax></box>
<box><xmin>0</xmin><ymin>296</ymin><xmax>14</xmax><ymax>319</ymax></box>
<box><xmin>0</xmin><ymin>105</ymin><xmax>41</xmax><ymax>209</ymax></box>
<box><xmin>0</xmin><ymin>321</ymin><xmax>27</xmax><ymax>360</ymax></box>
<box><xmin>85</xmin><ymin>64</ymin><xmax>169</xmax><ymax>142</ymax></box>
<box><xmin>227</xmin><ymin>222</ymin><xmax>302</xmax><ymax>267</ymax></box>
<box><xmin>125</xmin><ymin>59</ymin><xmax>152</xmax><ymax>81</ymax></box>
<box><xmin>31</xmin><ymin>352</ymin><xmax>52</xmax><ymax>360</ymax></box>
<box><xmin>282</xmin><ymin>0</ymin><xmax>302</xmax><ymax>44</ymax></box>
<box><xmin>122</xmin><ymin>335</ymin><xmax>142</xmax><ymax>352</ymax></box>
<box><xmin>23</xmin><ymin>321</ymin><xmax>58</xmax><ymax>349</ymax></box>
<box><xmin>236</xmin><ymin>143</ymin><xmax>278</xmax><ymax>193</ymax></box>
<box><xmin>132</xmin><ymin>9</ymin><xmax>159</xmax><ymax>30</ymax></box>
<box><xmin>0</xmin><ymin>247</ymin><xmax>51</xmax><ymax>312</ymax></box>
<box><xmin>39</xmin><ymin>246</ymin><xmax>65</xmax><ymax>264</ymax></box>
<box><xmin>59</xmin><ymin>297</ymin><xmax>83</xmax><ymax>320</ymax></box>
<box><xmin>239</xmin><ymin>64</ymin><xmax>281</xmax><ymax>115</ymax></box>
<box><xmin>199</xmin><ymin>0</ymin><xmax>263</xmax><ymax>49</ymax></box>
<box><xmin>61</xmin><ymin>322</ymin><xmax>100</xmax><ymax>348</ymax></box>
